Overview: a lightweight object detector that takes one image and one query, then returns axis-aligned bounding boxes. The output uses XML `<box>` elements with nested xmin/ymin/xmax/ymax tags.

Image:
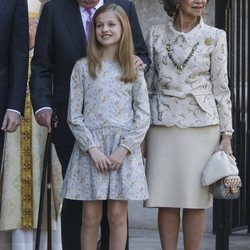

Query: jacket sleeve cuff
<box><xmin>119</xmin><ymin>143</ymin><xmax>132</xmax><ymax>154</ymax></box>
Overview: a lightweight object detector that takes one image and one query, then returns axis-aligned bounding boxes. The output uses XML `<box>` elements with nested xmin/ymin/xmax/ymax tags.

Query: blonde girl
<box><xmin>61</xmin><ymin>4</ymin><xmax>150</xmax><ymax>250</ymax></box>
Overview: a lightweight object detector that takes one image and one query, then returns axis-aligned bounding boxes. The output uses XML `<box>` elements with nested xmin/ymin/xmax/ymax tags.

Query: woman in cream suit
<box><xmin>144</xmin><ymin>0</ymin><xmax>233</xmax><ymax>249</ymax></box>
<box><xmin>0</xmin><ymin>1</ymin><xmax>62</xmax><ymax>249</ymax></box>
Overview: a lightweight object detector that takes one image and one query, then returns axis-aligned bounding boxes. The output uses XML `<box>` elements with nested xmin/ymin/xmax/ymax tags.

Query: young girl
<box><xmin>61</xmin><ymin>3</ymin><xmax>150</xmax><ymax>250</ymax></box>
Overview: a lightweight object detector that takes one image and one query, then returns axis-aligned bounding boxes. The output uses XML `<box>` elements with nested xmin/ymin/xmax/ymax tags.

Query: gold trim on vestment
<box><xmin>20</xmin><ymin>57</ymin><xmax>34</xmax><ymax>228</ymax></box>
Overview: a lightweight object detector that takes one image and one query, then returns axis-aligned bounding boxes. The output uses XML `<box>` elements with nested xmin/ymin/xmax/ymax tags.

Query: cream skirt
<box><xmin>144</xmin><ymin>125</ymin><xmax>220</xmax><ymax>209</ymax></box>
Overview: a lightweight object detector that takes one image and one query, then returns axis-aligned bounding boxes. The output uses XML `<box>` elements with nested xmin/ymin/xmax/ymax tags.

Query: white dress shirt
<box><xmin>79</xmin><ymin>0</ymin><xmax>103</xmax><ymax>36</ymax></box>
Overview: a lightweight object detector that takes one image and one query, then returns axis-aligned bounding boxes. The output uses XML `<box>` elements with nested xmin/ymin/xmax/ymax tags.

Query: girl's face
<box><xmin>95</xmin><ymin>11</ymin><xmax>122</xmax><ymax>49</ymax></box>
<box><xmin>179</xmin><ymin>0</ymin><xmax>207</xmax><ymax>17</ymax></box>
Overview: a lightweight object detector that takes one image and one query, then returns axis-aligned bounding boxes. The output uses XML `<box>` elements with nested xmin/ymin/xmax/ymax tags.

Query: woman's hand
<box><xmin>109</xmin><ymin>147</ymin><xmax>129</xmax><ymax>170</ymax></box>
<box><xmin>88</xmin><ymin>147</ymin><xmax>111</xmax><ymax>173</ymax></box>
<box><xmin>217</xmin><ymin>135</ymin><xmax>233</xmax><ymax>155</ymax></box>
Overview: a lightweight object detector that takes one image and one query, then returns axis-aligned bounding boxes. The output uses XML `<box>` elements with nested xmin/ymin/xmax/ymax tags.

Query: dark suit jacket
<box><xmin>0</xmin><ymin>0</ymin><xmax>29</xmax><ymax>121</ymax></box>
<box><xmin>30</xmin><ymin>0</ymin><xmax>150</xmax><ymax>147</ymax></box>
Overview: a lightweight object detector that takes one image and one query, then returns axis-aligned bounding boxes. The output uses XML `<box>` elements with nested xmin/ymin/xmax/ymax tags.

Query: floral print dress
<box><xmin>61</xmin><ymin>58</ymin><xmax>150</xmax><ymax>201</ymax></box>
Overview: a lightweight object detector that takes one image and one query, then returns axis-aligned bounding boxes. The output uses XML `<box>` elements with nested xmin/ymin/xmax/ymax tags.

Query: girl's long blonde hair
<box><xmin>87</xmin><ymin>3</ymin><xmax>137</xmax><ymax>83</ymax></box>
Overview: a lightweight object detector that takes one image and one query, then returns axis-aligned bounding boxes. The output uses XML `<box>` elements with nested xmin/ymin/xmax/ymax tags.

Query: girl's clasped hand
<box><xmin>88</xmin><ymin>146</ymin><xmax>128</xmax><ymax>172</ymax></box>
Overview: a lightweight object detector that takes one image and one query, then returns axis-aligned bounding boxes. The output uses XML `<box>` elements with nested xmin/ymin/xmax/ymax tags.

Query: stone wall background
<box><xmin>128</xmin><ymin>0</ymin><xmax>215</xmax><ymax>233</ymax></box>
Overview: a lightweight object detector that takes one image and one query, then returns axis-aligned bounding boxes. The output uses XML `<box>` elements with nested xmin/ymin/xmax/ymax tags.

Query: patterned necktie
<box><xmin>85</xmin><ymin>8</ymin><xmax>94</xmax><ymax>40</ymax></box>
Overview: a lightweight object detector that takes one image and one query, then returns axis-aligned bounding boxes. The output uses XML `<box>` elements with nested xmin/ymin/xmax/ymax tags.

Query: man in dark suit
<box><xmin>0</xmin><ymin>0</ymin><xmax>29</xmax><ymax>168</ymax></box>
<box><xmin>30</xmin><ymin>0</ymin><xmax>149</xmax><ymax>249</ymax></box>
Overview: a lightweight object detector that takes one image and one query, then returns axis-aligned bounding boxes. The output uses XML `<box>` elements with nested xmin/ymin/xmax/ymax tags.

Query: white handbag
<box><xmin>201</xmin><ymin>150</ymin><xmax>238</xmax><ymax>187</ymax></box>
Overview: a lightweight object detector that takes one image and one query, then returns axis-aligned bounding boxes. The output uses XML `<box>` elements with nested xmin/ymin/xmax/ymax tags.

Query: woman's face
<box><xmin>179</xmin><ymin>0</ymin><xmax>207</xmax><ymax>18</ymax></box>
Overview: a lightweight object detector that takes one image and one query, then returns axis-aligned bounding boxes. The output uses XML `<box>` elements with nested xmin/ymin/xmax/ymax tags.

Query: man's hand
<box><xmin>1</xmin><ymin>111</ymin><xmax>21</xmax><ymax>133</ymax></box>
<box><xmin>133</xmin><ymin>55</ymin><xmax>147</xmax><ymax>71</ymax></box>
<box><xmin>88</xmin><ymin>147</ymin><xmax>112</xmax><ymax>173</ymax></box>
<box><xmin>35</xmin><ymin>109</ymin><xmax>53</xmax><ymax>132</ymax></box>
<box><xmin>109</xmin><ymin>147</ymin><xmax>128</xmax><ymax>170</ymax></box>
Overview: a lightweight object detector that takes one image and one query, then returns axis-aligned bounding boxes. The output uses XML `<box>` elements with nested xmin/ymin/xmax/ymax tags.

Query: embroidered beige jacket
<box><xmin>146</xmin><ymin>18</ymin><xmax>233</xmax><ymax>133</ymax></box>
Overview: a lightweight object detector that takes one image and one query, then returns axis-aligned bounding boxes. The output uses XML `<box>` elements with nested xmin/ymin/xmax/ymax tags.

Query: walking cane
<box><xmin>35</xmin><ymin>111</ymin><xmax>57</xmax><ymax>250</ymax></box>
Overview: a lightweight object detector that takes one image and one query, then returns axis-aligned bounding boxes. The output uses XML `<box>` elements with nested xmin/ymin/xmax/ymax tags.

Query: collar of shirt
<box><xmin>165</xmin><ymin>17</ymin><xmax>204</xmax><ymax>46</ymax></box>
<box><xmin>79</xmin><ymin>0</ymin><xmax>104</xmax><ymax>29</ymax></box>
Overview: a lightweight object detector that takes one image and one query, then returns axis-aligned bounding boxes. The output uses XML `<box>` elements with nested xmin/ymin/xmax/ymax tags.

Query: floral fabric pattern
<box><xmin>146</xmin><ymin>18</ymin><xmax>233</xmax><ymax>133</ymax></box>
<box><xmin>61</xmin><ymin>59</ymin><xmax>150</xmax><ymax>200</ymax></box>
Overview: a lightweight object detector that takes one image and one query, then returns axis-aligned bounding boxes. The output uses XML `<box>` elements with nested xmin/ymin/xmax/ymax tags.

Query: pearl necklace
<box><xmin>166</xmin><ymin>42</ymin><xmax>199</xmax><ymax>71</ymax></box>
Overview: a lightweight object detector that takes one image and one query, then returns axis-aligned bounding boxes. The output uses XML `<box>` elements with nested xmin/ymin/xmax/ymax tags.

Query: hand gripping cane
<box><xmin>35</xmin><ymin>111</ymin><xmax>57</xmax><ymax>250</ymax></box>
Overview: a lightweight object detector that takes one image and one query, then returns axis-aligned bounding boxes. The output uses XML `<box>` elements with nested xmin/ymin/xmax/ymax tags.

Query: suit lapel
<box><xmin>62</xmin><ymin>0</ymin><xmax>87</xmax><ymax>56</ymax></box>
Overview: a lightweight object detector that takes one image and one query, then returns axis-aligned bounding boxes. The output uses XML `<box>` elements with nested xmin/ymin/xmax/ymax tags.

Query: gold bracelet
<box><xmin>222</xmin><ymin>131</ymin><xmax>233</xmax><ymax>137</ymax></box>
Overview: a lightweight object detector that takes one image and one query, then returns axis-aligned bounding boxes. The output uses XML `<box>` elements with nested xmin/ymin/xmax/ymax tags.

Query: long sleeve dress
<box><xmin>61</xmin><ymin>58</ymin><xmax>150</xmax><ymax>201</ymax></box>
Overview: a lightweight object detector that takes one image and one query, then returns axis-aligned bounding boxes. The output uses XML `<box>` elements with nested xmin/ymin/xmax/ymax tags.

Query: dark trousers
<box><xmin>55</xmin><ymin>144</ymin><xmax>82</xmax><ymax>250</ymax></box>
<box><xmin>55</xmin><ymin>144</ymin><xmax>129</xmax><ymax>250</ymax></box>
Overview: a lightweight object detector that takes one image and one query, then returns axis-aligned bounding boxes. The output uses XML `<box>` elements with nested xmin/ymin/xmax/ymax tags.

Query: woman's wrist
<box><xmin>221</xmin><ymin>131</ymin><xmax>233</xmax><ymax>138</ymax></box>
